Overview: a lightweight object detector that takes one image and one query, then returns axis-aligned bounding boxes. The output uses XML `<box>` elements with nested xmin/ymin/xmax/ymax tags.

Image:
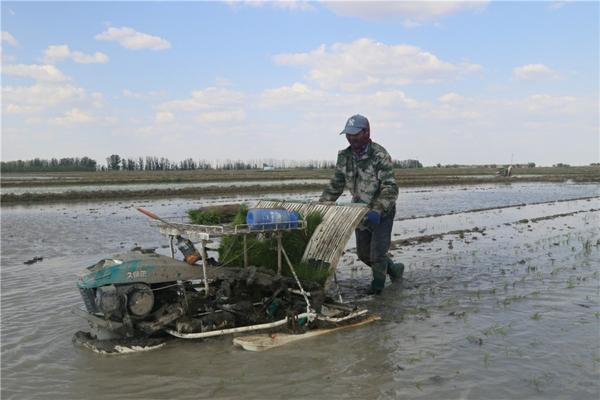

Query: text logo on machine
<box><xmin>127</xmin><ymin>270</ymin><xmax>147</xmax><ymax>280</ymax></box>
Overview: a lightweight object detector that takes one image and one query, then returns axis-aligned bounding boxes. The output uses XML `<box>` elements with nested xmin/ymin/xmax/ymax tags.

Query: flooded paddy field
<box><xmin>2</xmin><ymin>166</ymin><xmax>598</xmax><ymax>204</ymax></box>
<box><xmin>1</xmin><ymin>182</ymin><xmax>599</xmax><ymax>399</ymax></box>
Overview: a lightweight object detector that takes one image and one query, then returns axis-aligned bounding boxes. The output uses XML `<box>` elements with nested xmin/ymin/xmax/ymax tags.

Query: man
<box><xmin>320</xmin><ymin>114</ymin><xmax>404</xmax><ymax>294</ymax></box>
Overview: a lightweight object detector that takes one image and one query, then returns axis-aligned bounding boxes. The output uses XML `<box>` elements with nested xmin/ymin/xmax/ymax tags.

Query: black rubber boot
<box><xmin>387</xmin><ymin>260</ymin><xmax>404</xmax><ymax>283</ymax></box>
<box><xmin>368</xmin><ymin>261</ymin><xmax>388</xmax><ymax>295</ymax></box>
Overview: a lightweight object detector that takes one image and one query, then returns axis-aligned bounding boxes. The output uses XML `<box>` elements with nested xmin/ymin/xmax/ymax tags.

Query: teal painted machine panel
<box><xmin>77</xmin><ymin>253</ymin><xmax>204</xmax><ymax>289</ymax></box>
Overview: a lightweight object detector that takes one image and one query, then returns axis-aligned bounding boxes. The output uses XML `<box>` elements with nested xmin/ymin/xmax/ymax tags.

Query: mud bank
<box><xmin>0</xmin><ymin>183</ymin><xmax>325</xmax><ymax>204</ymax></box>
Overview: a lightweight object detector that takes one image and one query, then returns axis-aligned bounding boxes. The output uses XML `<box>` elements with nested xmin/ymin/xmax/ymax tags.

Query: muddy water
<box><xmin>1</xmin><ymin>183</ymin><xmax>599</xmax><ymax>399</ymax></box>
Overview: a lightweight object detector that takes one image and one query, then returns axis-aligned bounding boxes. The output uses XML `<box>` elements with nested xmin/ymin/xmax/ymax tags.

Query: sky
<box><xmin>1</xmin><ymin>1</ymin><xmax>598</xmax><ymax>166</ymax></box>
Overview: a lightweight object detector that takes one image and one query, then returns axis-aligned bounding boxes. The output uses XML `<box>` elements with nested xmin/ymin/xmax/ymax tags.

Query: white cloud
<box><xmin>3</xmin><ymin>64</ymin><xmax>69</xmax><ymax>82</ymax></box>
<box><xmin>429</xmin><ymin>102</ymin><xmax>482</xmax><ymax>121</ymax></box>
<box><xmin>549</xmin><ymin>1</ymin><xmax>572</xmax><ymax>10</ymax></box>
<box><xmin>2</xmin><ymin>83</ymin><xmax>86</xmax><ymax>114</ymax></box>
<box><xmin>323</xmin><ymin>1</ymin><xmax>488</xmax><ymax>26</ymax></box>
<box><xmin>123</xmin><ymin>89</ymin><xmax>143</xmax><ymax>99</ymax></box>
<box><xmin>197</xmin><ymin>110</ymin><xmax>246</xmax><ymax>123</ymax></box>
<box><xmin>438</xmin><ymin>92</ymin><xmax>465</xmax><ymax>103</ymax></box>
<box><xmin>513</xmin><ymin>64</ymin><xmax>559</xmax><ymax>81</ymax></box>
<box><xmin>272</xmin><ymin>0</ymin><xmax>314</xmax><ymax>11</ymax></box>
<box><xmin>160</xmin><ymin>87</ymin><xmax>245</xmax><ymax>111</ymax></box>
<box><xmin>122</xmin><ymin>89</ymin><xmax>166</xmax><ymax>100</ymax></box>
<box><xmin>155</xmin><ymin>111</ymin><xmax>174</xmax><ymax>123</ymax></box>
<box><xmin>226</xmin><ymin>1</ymin><xmax>315</xmax><ymax>11</ymax></box>
<box><xmin>91</xmin><ymin>92</ymin><xmax>104</xmax><ymax>108</ymax></box>
<box><xmin>95</xmin><ymin>27</ymin><xmax>171</xmax><ymax>51</ymax></box>
<box><xmin>261</xmin><ymin>82</ymin><xmax>327</xmax><ymax>107</ymax></box>
<box><xmin>53</xmin><ymin>108</ymin><xmax>95</xmax><ymax>125</ymax></box>
<box><xmin>521</xmin><ymin>94</ymin><xmax>577</xmax><ymax>114</ymax></box>
<box><xmin>426</xmin><ymin>93</ymin><xmax>586</xmax><ymax>124</ymax></box>
<box><xmin>43</xmin><ymin>44</ymin><xmax>108</xmax><ymax>64</ymax></box>
<box><xmin>260</xmin><ymin>83</ymin><xmax>423</xmax><ymax>129</ymax></box>
<box><xmin>158</xmin><ymin>87</ymin><xmax>247</xmax><ymax>125</ymax></box>
<box><xmin>273</xmin><ymin>38</ymin><xmax>481</xmax><ymax>91</ymax></box>
<box><xmin>367</xmin><ymin>90</ymin><xmax>421</xmax><ymax>109</ymax></box>
<box><xmin>1</xmin><ymin>31</ymin><xmax>18</xmax><ymax>46</ymax></box>
<box><xmin>1</xmin><ymin>48</ymin><xmax>16</xmax><ymax>63</ymax></box>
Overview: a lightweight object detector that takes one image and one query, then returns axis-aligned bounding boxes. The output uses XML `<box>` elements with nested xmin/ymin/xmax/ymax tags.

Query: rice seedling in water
<box><xmin>530</xmin><ymin>376</ymin><xmax>542</xmax><ymax>392</ymax></box>
<box><xmin>531</xmin><ymin>312</ymin><xmax>542</xmax><ymax>320</ymax></box>
<box><xmin>529</xmin><ymin>339</ymin><xmax>542</xmax><ymax>347</ymax></box>
<box><xmin>581</xmin><ymin>239</ymin><xmax>593</xmax><ymax>256</ymax></box>
<box><xmin>502</xmin><ymin>295</ymin><xmax>527</xmax><ymax>306</ymax></box>
<box><xmin>440</xmin><ymin>297</ymin><xmax>459</xmax><ymax>308</ymax></box>
<box><xmin>529</xmin><ymin>372</ymin><xmax>553</xmax><ymax>393</ymax></box>
<box><xmin>483</xmin><ymin>323</ymin><xmax>511</xmax><ymax>337</ymax></box>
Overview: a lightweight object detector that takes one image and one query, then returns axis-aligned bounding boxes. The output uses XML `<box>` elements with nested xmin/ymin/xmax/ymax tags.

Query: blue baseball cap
<box><xmin>340</xmin><ymin>114</ymin><xmax>370</xmax><ymax>135</ymax></box>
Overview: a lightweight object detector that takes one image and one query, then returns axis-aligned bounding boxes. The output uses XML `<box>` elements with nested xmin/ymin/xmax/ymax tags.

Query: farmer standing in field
<box><xmin>320</xmin><ymin>114</ymin><xmax>404</xmax><ymax>294</ymax></box>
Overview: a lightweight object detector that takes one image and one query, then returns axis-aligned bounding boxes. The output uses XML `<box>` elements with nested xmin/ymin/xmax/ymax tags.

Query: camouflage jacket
<box><xmin>320</xmin><ymin>142</ymin><xmax>398</xmax><ymax>215</ymax></box>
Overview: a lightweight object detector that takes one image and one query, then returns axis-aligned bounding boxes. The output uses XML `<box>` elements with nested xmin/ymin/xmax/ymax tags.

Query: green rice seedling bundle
<box><xmin>188</xmin><ymin>204</ymin><xmax>244</xmax><ymax>225</ymax></box>
<box><xmin>217</xmin><ymin>208</ymin><xmax>327</xmax><ymax>285</ymax></box>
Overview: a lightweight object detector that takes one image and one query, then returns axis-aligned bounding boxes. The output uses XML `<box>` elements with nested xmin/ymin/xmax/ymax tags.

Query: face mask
<box><xmin>346</xmin><ymin>130</ymin><xmax>371</xmax><ymax>155</ymax></box>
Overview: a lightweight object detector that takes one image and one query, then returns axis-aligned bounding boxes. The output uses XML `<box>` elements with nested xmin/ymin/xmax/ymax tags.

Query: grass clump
<box><xmin>218</xmin><ymin>207</ymin><xmax>327</xmax><ymax>285</ymax></box>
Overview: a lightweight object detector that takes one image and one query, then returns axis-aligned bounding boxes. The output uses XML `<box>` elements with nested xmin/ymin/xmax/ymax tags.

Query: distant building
<box><xmin>263</xmin><ymin>164</ymin><xmax>274</xmax><ymax>171</ymax></box>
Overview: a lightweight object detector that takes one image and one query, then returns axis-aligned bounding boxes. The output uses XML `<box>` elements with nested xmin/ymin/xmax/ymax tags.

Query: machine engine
<box><xmin>93</xmin><ymin>283</ymin><xmax>154</xmax><ymax>319</ymax></box>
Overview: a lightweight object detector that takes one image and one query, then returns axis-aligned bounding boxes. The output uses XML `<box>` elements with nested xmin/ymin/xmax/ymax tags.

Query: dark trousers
<box><xmin>355</xmin><ymin>207</ymin><xmax>395</xmax><ymax>267</ymax></box>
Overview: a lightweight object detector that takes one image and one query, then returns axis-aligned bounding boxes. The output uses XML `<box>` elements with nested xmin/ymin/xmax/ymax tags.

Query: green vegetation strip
<box><xmin>0</xmin><ymin>183</ymin><xmax>325</xmax><ymax>204</ymax></box>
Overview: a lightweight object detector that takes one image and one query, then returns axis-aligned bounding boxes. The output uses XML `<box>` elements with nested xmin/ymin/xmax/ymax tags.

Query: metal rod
<box><xmin>243</xmin><ymin>234</ymin><xmax>248</xmax><ymax>268</ymax></box>
<box><xmin>169</xmin><ymin>235</ymin><xmax>175</xmax><ymax>259</ymax></box>
<box><xmin>317</xmin><ymin>309</ymin><xmax>368</xmax><ymax>323</ymax></box>
<box><xmin>200</xmin><ymin>240</ymin><xmax>210</xmax><ymax>294</ymax></box>
<box><xmin>277</xmin><ymin>231</ymin><xmax>282</xmax><ymax>276</ymax></box>
<box><xmin>137</xmin><ymin>207</ymin><xmax>179</xmax><ymax>230</ymax></box>
<box><xmin>333</xmin><ymin>271</ymin><xmax>344</xmax><ymax>303</ymax></box>
<box><xmin>280</xmin><ymin>246</ymin><xmax>312</xmax><ymax>315</ymax></box>
<box><xmin>166</xmin><ymin>312</ymin><xmax>315</xmax><ymax>339</ymax></box>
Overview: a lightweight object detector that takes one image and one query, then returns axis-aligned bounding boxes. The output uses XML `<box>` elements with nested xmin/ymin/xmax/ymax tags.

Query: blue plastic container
<box><xmin>246</xmin><ymin>208</ymin><xmax>299</xmax><ymax>230</ymax></box>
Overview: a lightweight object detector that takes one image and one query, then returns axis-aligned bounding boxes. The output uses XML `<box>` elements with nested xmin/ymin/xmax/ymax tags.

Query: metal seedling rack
<box><xmin>156</xmin><ymin>219</ymin><xmax>306</xmax><ymax>273</ymax></box>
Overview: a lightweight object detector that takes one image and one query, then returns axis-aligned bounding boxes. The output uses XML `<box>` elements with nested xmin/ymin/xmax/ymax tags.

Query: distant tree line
<box><xmin>10</xmin><ymin>155</ymin><xmax>570</xmax><ymax>172</ymax></box>
<box><xmin>104</xmin><ymin>155</ymin><xmax>336</xmax><ymax>171</ymax></box>
<box><xmin>393</xmin><ymin>159</ymin><xmax>423</xmax><ymax>169</ymax></box>
<box><xmin>1</xmin><ymin>157</ymin><xmax>97</xmax><ymax>172</ymax></box>
<box><xmin>434</xmin><ymin>163</ymin><xmax>537</xmax><ymax>168</ymax></box>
